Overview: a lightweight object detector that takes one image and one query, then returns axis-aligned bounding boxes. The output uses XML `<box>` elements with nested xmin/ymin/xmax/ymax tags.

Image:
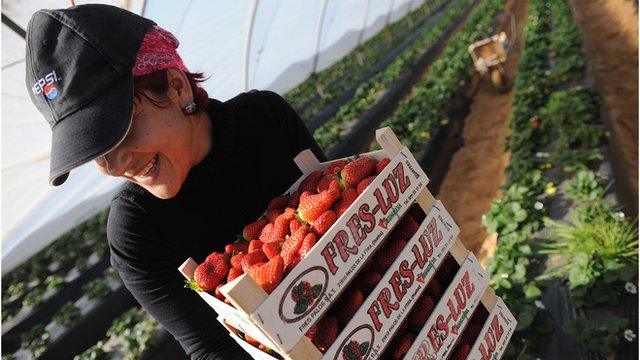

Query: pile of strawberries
<box><xmin>187</xmin><ymin>156</ymin><xmax>391</xmax><ymax>301</ymax></box>
<box><xmin>305</xmin><ymin>205</ymin><xmax>427</xmax><ymax>354</ymax></box>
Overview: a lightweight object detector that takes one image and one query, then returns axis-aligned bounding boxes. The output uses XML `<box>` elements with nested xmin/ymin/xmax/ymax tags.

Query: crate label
<box><xmin>404</xmin><ymin>253</ymin><xmax>489</xmax><ymax>360</ymax></box>
<box><xmin>467</xmin><ymin>298</ymin><xmax>517</xmax><ymax>360</ymax></box>
<box><xmin>324</xmin><ymin>201</ymin><xmax>459</xmax><ymax>360</ymax></box>
<box><xmin>253</xmin><ymin>147</ymin><xmax>429</xmax><ymax>351</ymax></box>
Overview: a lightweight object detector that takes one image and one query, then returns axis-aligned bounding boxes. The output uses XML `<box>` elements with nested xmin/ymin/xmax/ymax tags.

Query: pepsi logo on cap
<box><xmin>44</xmin><ymin>83</ymin><xmax>58</xmax><ymax>100</ymax></box>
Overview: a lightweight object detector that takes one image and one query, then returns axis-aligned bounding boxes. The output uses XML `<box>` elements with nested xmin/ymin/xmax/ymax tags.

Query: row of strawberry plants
<box><xmin>482</xmin><ymin>0</ymin><xmax>637</xmax><ymax>358</ymax></box>
<box><xmin>378</xmin><ymin>0</ymin><xmax>504</xmax><ymax>152</ymax></box>
<box><xmin>283</xmin><ymin>0</ymin><xmax>442</xmax><ymax>115</ymax></box>
<box><xmin>312</xmin><ymin>0</ymin><xmax>475</xmax><ymax>153</ymax></box>
<box><xmin>296</xmin><ymin>0</ymin><xmax>450</xmax><ymax>125</ymax></box>
<box><xmin>3</xmin><ymin>267</ymin><xmax>121</xmax><ymax>359</ymax></box>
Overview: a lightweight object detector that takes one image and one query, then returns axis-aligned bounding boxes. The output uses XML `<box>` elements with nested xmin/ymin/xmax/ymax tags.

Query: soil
<box><xmin>569</xmin><ymin>0</ymin><xmax>639</xmax><ymax>216</ymax></box>
<box><xmin>436</xmin><ymin>0</ymin><xmax>528</xmax><ymax>263</ymax></box>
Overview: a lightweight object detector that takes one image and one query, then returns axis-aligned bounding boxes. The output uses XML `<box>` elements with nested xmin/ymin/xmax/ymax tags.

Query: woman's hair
<box><xmin>133</xmin><ymin>70</ymin><xmax>209</xmax><ymax>114</ymax></box>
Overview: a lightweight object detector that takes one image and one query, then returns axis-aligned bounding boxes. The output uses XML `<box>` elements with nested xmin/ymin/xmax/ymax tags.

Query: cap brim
<box><xmin>49</xmin><ymin>73</ymin><xmax>134</xmax><ymax>186</ymax></box>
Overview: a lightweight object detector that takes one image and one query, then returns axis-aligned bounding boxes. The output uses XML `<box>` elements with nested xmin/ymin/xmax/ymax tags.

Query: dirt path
<box><xmin>436</xmin><ymin>0</ymin><xmax>528</xmax><ymax>262</ymax></box>
<box><xmin>569</xmin><ymin>0</ymin><xmax>638</xmax><ymax>216</ymax></box>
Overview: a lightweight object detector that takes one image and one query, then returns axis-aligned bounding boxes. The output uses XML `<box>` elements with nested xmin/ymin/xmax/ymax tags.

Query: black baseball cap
<box><xmin>25</xmin><ymin>4</ymin><xmax>156</xmax><ymax>186</ymax></box>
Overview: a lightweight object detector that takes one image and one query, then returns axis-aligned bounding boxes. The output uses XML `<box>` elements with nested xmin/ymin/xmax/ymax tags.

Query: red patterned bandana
<box><xmin>133</xmin><ymin>25</ymin><xmax>189</xmax><ymax>76</ymax></box>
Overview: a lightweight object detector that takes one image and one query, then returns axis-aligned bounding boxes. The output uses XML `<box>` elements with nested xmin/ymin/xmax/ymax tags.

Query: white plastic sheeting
<box><xmin>2</xmin><ymin>0</ymin><xmax>425</xmax><ymax>274</ymax></box>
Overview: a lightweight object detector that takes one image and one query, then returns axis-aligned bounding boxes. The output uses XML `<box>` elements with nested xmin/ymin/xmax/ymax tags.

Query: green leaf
<box><xmin>294</xmin><ymin>298</ymin><xmax>309</xmax><ymax>315</ymax></box>
<box><xmin>515</xmin><ymin>306</ymin><xmax>537</xmax><ymax>331</ymax></box>
<box><xmin>312</xmin><ymin>284</ymin><xmax>323</xmax><ymax>298</ymax></box>
<box><xmin>524</xmin><ymin>283</ymin><xmax>542</xmax><ymax>299</ymax></box>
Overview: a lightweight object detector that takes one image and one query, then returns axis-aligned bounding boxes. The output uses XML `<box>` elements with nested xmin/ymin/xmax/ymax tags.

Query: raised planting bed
<box><xmin>304</xmin><ymin>0</ymin><xmax>452</xmax><ymax>133</ymax></box>
<box><xmin>284</xmin><ymin>0</ymin><xmax>443</xmax><ymax>116</ymax></box>
<box><xmin>312</xmin><ymin>0</ymin><xmax>479</xmax><ymax>155</ymax></box>
<box><xmin>480</xmin><ymin>1</ymin><xmax>638</xmax><ymax>358</ymax></box>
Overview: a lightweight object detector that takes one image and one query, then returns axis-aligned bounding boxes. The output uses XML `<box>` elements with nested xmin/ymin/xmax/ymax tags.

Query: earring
<box><xmin>183</xmin><ymin>101</ymin><xmax>197</xmax><ymax>114</ymax></box>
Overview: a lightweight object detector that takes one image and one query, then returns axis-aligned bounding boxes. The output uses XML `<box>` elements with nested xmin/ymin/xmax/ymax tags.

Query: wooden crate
<box><xmin>178</xmin><ymin>127</ymin><xmax>516</xmax><ymax>360</ymax></box>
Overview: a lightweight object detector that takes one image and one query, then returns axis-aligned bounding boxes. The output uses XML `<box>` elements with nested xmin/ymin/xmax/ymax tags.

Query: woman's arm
<box><xmin>107</xmin><ymin>196</ymin><xmax>251</xmax><ymax>360</ymax></box>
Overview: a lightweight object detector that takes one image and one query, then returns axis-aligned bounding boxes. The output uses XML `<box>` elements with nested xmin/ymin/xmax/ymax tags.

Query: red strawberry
<box><xmin>425</xmin><ymin>278</ymin><xmax>443</xmax><ymax>298</ymax></box>
<box><xmin>461</xmin><ymin>324</ymin><xmax>482</xmax><ymax>345</ymax></box>
<box><xmin>263</xmin><ymin>213</ymin><xmax>291</xmax><ymax>242</ymax></box>
<box><xmin>265</xmin><ymin>209</ymin><xmax>282</xmax><ymax>224</ymax></box>
<box><xmin>408</xmin><ymin>203</ymin><xmax>426</xmax><ymax>223</ymax></box>
<box><xmin>354</xmin><ymin>271</ymin><xmax>382</xmax><ymax>295</ymax></box>
<box><xmin>214</xmin><ymin>284</ymin><xmax>225</xmax><ymax>301</ymax></box>
<box><xmin>287</xmin><ymin>255</ymin><xmax>302</xmax><ymax>272</ymax></box>
<box><xmin>329</xmin><ymin>179</ymin><xmax>342</xmax><ymax>192</ymax></box>
<box><xmin>312</xmin><ymin>210</ymin><xmax>337</xmax><ymax>236</ymax></box>
<box><xmin>333</xmin><ymin>187</ymin><xmax>359</xmax><ymax>217</ymax></box>
<box><xmin>225</xmin><ymin>242</ymin><xmax>248</xmax><ymax>254</ymax></box>
<box><xmin>298</xmin><ymin>170</ymin><xmax>323</xmax><ymax>193</ymax></box>
<box><xmin>289</xmin><ymin>218</ymin><xmax>303</xmax><ymax>234</ymax></box>
<box><xmin>241</xmin><ymin>250</ymin><xmax>267</xmax><ymax>273</ymax></box>
<box><xmin>437</xmin><ymin>255</ymin><xmax>459</xmax><ymax>286</ymax></box>
<box><xmin>391</xmin><ymin>333</ymin><xmax>415</xmax><ymax>359</ymax></box>
<box><xmin>298</xmin><ymin>232</ymin><xmax>317</xmax><ymax>258</ymax></box>
<box><xmin>356</xmin><ymin>175</ymin><xmax>376</xmax><ymax>195</ymax></box>
<box><xmin>392</xmin><ymin>215</ymin><xmax>420</xmax><ymax>242</ymax></box>
<box><xmin>316</xmin><ymin>176</ymin><xmax>332</xmax><ymax>192</ymax></box>
<box><xmin>205</xmin><ymin>252</ymin><xmax>227</xmax><ymax>265</ymax></box>
<box><xmin>287</xmin><ymin>190</ymin><xmax>302</xmax><ymax>208</ymax></box>
<box><xmin>314</xmin><ymin>316</ymin><xmax>339</xmax><ymax>352</ymax></box>
<box><xmin>243</xmin><ymin>219</ymin><xmax>268</xmax><ymax>241</ymax></box>
<box><xmin>230</xmin><ymin>252</ymin><xmax>245</xmax><ymax>269</ymax></box>
<box><xmin>247</xmin><ymin>255</ymin><xmax>285</xmax><ymax>293</ymax></box>
<box><xmin>227</xmin><ymin>267</ymin><xmax>244</xmax><ymax>282</ymax></box>
<box><xmin>297</xmin><ymin>189</ymin><xmax>341</xmax><ymax>224</ymax></box>
<box><xmin>324</xmin><ymin>159</ymin><xmax>349</xmax><ymax>177</ymax></box>
<box><xmin>281</xmin><ymin>225</ymin><xmax>309</xmax><ymax>266</ymax></box>
<box><xmin>248</xmin><ymin>239</ymin><xmax>264</xmax><ymax>253</ymax></box>
<box><xmin>339</xmin><ymin>290</ymin><xmax>364</xmax><ymax>326</ymax></box>
<box><xmin>373</xmin><ymin>239</ymin><xmax>407</xmax><ymax>273</ymax></box>
<box><xmin>375</xmin><ymin>157</ymin><xmax>391</xmax><ymax>175</ymax></box>
<box><xmin>268</xmin><ymin>194</ymin><xmax>289</xmax><ymax>210</ymax></box>
<box><xmin>340</xmin><ymin>156</ymin><xmax>376</xmax><ymax>188</ymax></box>
<box><xmin>191</xmin><ymin>260</ymin><xmax>228</xmax><ymax>292</ymax></box>
<box><xmin>306</xmin><ymin>324</ymin><xmax>318</xmax><ymax>341</ymax></box>
<box><xmin>258</xmin><ymin>223</ymin><xmax>274</xmax><ymax>242</ymax></box>
<box><xmin>262</xmin><ymin>240</ymin><xmax>283</xmax><ymax>259</ymax></box>
<box><xmin>409</xmin><ymin>295</ymin><xmax>435</xmax><ymax>330</ymax></box>
<box><xmin>450</xmin><ymin>343</ymin><xmax>471</xmax><ymax>360</ymax></box>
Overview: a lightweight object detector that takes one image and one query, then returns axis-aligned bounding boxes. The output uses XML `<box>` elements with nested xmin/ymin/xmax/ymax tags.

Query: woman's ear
<box><xmin>165</xmin><ymin>68</ymin><xmax>193</xmax><ymax>107</ymax></box>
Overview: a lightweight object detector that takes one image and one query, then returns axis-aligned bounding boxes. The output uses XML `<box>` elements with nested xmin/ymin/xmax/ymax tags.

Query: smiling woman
<box><xmin>25</xmin><ymin>4</ymin><xmax>325</xmax><ymax>360</ymax></box>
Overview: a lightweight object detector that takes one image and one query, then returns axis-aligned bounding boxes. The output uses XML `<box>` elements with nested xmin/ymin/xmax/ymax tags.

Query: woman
<box><xmin>26</xmin><ymin>4</ymin><xmax>325</xmax><ymax>359</ymax></box>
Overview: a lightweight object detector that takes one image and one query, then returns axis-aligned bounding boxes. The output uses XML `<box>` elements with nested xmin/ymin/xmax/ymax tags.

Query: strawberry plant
<box><xmin>53</xmin><ymin>301</ymin><xmax>81</xmax><ymax>327</ymax></box>
<box><xmin>22</xmin><ymin>287</ymin><xmax>46</xmax><ymax>308</ymax></box>
<box><xmin>73</xmin><ymin>341</ymin><xmax>107</xmax><ymax>360</ymax></box>
<box><xmin>20</xmin><ymin>324</ymin><xmax>50</xmax><ymax>357</ymax></box>
<box><xmin>547</xmin><ymin>0</ymin><xmax>586</xmax><ymax>85</ymax></box>
<box><xmin>564</xmin><ymin>170</ymin><xmax>607</xmax><ymax>202</ymax></box>
<box><xmin>540</xmin><ymin>201</ymin><xmax>638</xmax><ymax>307</ymax></box>
<box><xmin>564</xmin><ymin>316</ymin><xmax>632</xmax><ymax>358</ymax></box>
<box><xmin>83</xmin><ymin>278</ymin><xmax>111</xmax><ymax>300</ymax></box>
<box><xmin>45</xmin><ymin>275</ymin><xmax>65</xmax><ymax>291</ymax></box>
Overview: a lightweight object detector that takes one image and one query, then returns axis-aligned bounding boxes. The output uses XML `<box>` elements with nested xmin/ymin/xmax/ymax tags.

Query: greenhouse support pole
<box><xmin>311</xmin><ymin>0</ymin><xmax>330</xmax><ymax>74</ymax></box>
<box><xmin>384</xmin><ymin>0</ymin><xmax>396</xmax><ymax>28</ymax></box>
<box><xmin>243</xmin><ymin>0</ymin><xmax>260</xmax><ymax>91</ymax></box>
<box><xmin>357</xmin><ymin>0</ymin><xmax>373</xmax><ymax>46</ymax></box>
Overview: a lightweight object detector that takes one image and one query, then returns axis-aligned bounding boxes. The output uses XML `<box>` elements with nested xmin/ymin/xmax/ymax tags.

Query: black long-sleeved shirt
<box><xmin>107</xmin><ymin>90</ymin><xmax>326</xmax><ymax>359</ymax></box>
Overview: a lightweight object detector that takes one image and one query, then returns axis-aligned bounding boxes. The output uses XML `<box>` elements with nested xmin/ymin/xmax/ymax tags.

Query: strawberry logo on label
<box><xmin>416</xmin><ymin>273</ymin><xmax>425</xmax><ymax>284</ymax></box>
<box><xmin>291</xmin><ymin>280</ymin><xmax>323</xmax><ymax>315</ymax></box>
<box><xmin>332</xmin><ymin>325</ymin><xmax>374</xmax><ymax>360</ymax></box>
<box><xmin>279</xmin><ymin>266</ymin><xmax>329</xmax><ymax>323</ymax></box>
<box><xmin>341</xmin><ymin>340</ymin><xmax>369</xmax><ymax>360</ymax></box>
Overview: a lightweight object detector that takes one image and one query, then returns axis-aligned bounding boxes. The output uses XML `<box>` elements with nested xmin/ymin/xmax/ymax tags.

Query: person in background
<box><xmin>25</xmin><ymin>4</ymin><xmax>325</xmax><ymax>359</ymax></box>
